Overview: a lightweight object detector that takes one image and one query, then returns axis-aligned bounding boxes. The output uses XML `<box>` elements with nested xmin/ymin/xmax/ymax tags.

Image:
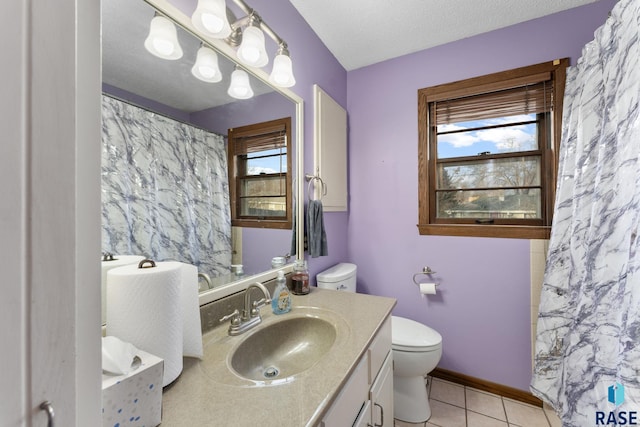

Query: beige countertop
<box><xmin>161</xmin><ymin>287</ymin><xmax>396</xmax><ymax>426</ymax></box>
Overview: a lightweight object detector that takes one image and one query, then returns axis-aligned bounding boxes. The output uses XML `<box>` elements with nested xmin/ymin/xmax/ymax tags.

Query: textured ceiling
<box><xmin>288</xmin><ymin>0</ymin><xmax>602</xmax><ymax>71</ymax></box>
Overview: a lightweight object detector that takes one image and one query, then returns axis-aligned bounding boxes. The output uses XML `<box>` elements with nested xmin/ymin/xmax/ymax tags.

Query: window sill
<box><xmin>417</xmin><ymin>223</ymin><xmax>551</xmax><ymax>239</ymax></box>
<box><xmin>232</xmin><ymin>219</ymin><xmax>292</xmax><ymax>230</ymax></box>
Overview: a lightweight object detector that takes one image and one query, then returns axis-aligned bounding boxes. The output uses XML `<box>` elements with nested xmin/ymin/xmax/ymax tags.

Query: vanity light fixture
<box><xmin>236</xmin><ymin>15</ymin><xmax>268</xmax><ymax>68</ymax></box>
<box><xmin>144</xmin><ymin>13</ymin><xmax>183</xmax><ymax>60</ymax></box>
<box><xmin>191</xmin><ymin>0</ymin><xmax>232</xmax><ymax>39</ymax></box>
<box><xmin>268</xmin><ymin>44</ymin><xmax>296</xmax><ymax>88</ymax></box>
<box><xmin>227</xmin><ymin>66</ymin><xmax>254</xmax><ymax>99</ymax></box>
<box><xmin>210</xmin><ymin>0</ymin><xmax>296</xmax><ymax>88</ymax></box>
<box><xmin>191</xmin><ymin>44</ymin><xmax>223</xmax><ymax>83</ymax></box>
<box><xmin>146</xmin><ymin>0</ymin><xmax>296</xmax><ymax>96</ymax></box>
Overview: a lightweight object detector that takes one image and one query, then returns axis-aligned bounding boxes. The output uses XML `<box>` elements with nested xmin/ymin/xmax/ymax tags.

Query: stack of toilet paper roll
<box><xmin>106</xmin><ymin>259</ymin><xmax>203</xmax><ymax>386</ymax></box>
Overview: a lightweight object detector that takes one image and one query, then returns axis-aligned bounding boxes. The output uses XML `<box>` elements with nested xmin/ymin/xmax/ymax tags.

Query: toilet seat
<box><xmin>391</xmin><ymin>316</ymin><xmax>442</xmax><ymax>352</ymax></box>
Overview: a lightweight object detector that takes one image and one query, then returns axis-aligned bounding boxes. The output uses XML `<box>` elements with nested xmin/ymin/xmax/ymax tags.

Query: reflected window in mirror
<box><xmin>228</xmin><ymin>117</ymin><xmax>292</xmax><ymax>229</ymax></box>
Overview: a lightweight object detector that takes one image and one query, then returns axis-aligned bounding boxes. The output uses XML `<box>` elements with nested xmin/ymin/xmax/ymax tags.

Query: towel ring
<box><xmin>305</xmin><ymin>174</ymin><xmax>327</xmax><ymax>201</ymax></box>
<box><xmin>412</xmin><ymin>266</ymin><xmax>438</xmax><ymax>286</ymax></box>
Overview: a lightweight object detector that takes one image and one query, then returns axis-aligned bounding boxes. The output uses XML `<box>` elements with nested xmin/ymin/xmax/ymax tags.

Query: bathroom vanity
<box><xmin>161</xmin><ymin>288</ymin><xmax>395</xmax><ymax>426</ymax></box>
<box><xmin>321</xmin><ymin>313</ymin><xmax>393</xmax><ymax>426</ymax></box>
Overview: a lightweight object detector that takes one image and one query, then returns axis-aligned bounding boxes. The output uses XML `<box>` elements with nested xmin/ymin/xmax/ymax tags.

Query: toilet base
<box><xmin>393</xmin><ymin>375</ymin><xmax>431</xmax><ymax>423</ymax></box>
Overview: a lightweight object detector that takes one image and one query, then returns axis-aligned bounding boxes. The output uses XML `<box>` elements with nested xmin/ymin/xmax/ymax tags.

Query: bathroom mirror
<box><xmin>101</xmin><ymin>0</ymin><xmax>304</xmax><ymax>306</ymax></box>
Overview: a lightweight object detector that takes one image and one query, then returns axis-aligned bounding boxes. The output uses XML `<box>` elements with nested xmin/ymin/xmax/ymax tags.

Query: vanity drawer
<box><xmin>368</xmin><ymin>315</ymin><xmax>391</xmax><ymax>385</ymax></box>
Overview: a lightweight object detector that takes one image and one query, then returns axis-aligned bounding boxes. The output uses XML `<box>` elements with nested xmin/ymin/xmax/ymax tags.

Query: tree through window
<box><xmin>418</xmin><ymin>59</ymin><xmax>569</xmax><ymax>239</ymax></box>
<box><xmin>228</xmin><ymin>117</ymin><xmax>292</xmax><ymax>229</ymax></box>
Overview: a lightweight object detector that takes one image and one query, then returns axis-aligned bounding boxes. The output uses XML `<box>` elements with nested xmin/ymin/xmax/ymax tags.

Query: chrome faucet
<box><xmin>220</xmin><ymin>282</ymin><xmax>271</xmax><ymax>336</ymax></box>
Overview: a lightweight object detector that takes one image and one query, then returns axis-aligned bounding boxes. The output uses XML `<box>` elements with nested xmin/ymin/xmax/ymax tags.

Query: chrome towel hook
<box><xmin>305</xmin><ymin>172</ymin><xmax>327</xmax><ymax>201</ymax></box>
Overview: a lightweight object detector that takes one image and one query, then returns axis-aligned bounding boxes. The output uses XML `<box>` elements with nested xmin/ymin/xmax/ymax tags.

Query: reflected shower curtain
<box><xmin>531</xmin><ymin>0</ymin><xmax>640</xmax><ymax>424</ymax></box>
<box><xmin>101</xmin><ymin>95</ymin><xmax>232</xmax><ymax>277</ymax></box>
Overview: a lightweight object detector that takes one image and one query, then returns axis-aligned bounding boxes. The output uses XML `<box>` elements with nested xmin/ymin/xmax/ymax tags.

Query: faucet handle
<box><xmin>250</xmin><ymin>298</ymin><xmax>270</xmax><ymax>317</ymax></box>
<box><xmin>252</xmin><ymin>297</ymin><xmax>270</xmax><ymax>308</ymax></box>
<box><xmin>220</xmin><ymin>309</ymin><xmax>241</xmax><ymax>326</ymax></box>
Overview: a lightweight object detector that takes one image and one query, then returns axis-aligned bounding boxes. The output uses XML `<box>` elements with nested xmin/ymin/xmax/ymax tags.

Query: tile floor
<box><xmin>394</xmin><ymin>377</ymin><xmax>561</xmax><ymax>427</ymax></box>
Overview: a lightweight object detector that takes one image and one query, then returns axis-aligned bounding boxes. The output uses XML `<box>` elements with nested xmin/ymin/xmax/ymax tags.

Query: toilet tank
<box><xmin>316</xmin><ymin>263</ymin><xmax>357</xmax><ymax>292</ymax></box>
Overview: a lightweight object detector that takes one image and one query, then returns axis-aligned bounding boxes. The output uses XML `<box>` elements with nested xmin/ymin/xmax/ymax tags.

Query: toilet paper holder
<box><xmin>412</xmin><ymin>266</ymin><xmax>439</xmax><ymax>286</ymax></box>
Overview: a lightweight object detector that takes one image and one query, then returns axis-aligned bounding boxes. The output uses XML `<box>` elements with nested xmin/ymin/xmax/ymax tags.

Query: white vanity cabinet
<box><xmin>370</xmin><ymin>354</ymin><xmax>393</xmax><ymax>427</ymax></box>
<box><xmin>321</xmin><ymin>316</ymin><xmax>393</xmax><ymax>426</ymax></box>
<box><xmin>353</xmin><ymin>401</ymin><xmax>372</xmax><ymax>427</ymax></box>
<box><xmin>321</xmin><ymin>349</ymin><xmax>370</xmax><ymax>426</ymax></box>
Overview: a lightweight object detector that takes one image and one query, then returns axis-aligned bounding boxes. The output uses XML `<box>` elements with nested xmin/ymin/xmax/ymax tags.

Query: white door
<box><xmin>1</xmin><ymin>1</ymin><xmax>29</xmax><ymax>424</ymax></box>
<box><xmin>1</xmin><ymin>1</ymin><xmax>101</xmax><ymax>425</ymax></box>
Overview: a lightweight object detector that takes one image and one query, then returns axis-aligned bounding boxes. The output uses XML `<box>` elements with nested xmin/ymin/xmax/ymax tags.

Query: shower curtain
<box><xmin>101</xmin><ymin>95</ymin><xmax>232</xmax><ymax>277</ymax></box>
<box><xmin>531</xmin><ymin>0</ymin><xmax>640</xmax><ymax>424</ymax></box>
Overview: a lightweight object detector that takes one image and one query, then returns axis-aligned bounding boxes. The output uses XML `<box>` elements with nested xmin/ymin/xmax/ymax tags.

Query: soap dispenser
<box><xmin>272</xmin><ymin>271</ymin><xmax>292</xmax><ymax>314</ymax></box>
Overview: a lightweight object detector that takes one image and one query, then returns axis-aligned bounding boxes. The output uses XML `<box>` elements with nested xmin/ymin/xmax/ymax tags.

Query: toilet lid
<box><xmin>392</xmin><ymin>316</ymin><xmax>442</xmax><ymax>351</ymax></box>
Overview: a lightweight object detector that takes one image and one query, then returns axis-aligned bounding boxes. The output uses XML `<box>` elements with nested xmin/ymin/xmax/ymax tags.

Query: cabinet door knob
<box><xmin>39</xmin><ymin>401</ymin><xmax>55</xmax><ymax>427</ymax></box>
<box><xmin>374</xmin><ymin>402</ymin><xmax>384</xmax><ymax>426</ymax></box>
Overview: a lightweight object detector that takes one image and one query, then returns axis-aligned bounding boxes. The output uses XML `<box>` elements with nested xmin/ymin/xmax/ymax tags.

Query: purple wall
<box><xmin>169</xmin><ymin>0</ymin><xmax>350</xmax><ymax>277</ymax></box>
<box><xmin>191</xmin><ymin>91</ymin><xmax>295</xmax><ymax>134</ymax></box>
<box><xmin>236</xmin><ymin>0</ymin><xmax>351</xmax><ymax>276</ymax></box>
<box><xmin>223</xmin><ymin>0</ymin><xmax>351</xmax><ymax>277</ymax></box>
<box><xmin>191</xmin><ymin>92</ymin><xmax>297</xmax><ymax>274</ymax></box>
<box><xmin>103</xmin><ymin>83</ymin><xmax>191</xmax><ymax>122</ymax></box>
<box><xmin>166</xmin><ymin>0</ymin><xmax>614</xmax><ymax>391</ymax></box>
<box><xmin>346</xmin><ymin>1</ymin><xmax>616</xmax><ymax>391</ymax></box>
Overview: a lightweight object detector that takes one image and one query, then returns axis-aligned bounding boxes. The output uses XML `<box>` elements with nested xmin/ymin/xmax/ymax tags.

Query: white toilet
<box><xmin>316</xmin><ymin>263</ymin><xmax>443</xmax><ymax>423</ymax></box>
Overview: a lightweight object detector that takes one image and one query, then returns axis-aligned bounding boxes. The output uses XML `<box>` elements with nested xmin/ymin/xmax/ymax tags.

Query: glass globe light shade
<box><xmin>269</xmin><ymin>54</ymin><xmax>296</xmax><ymax>87</ymax></box>
<box><xmin>191</xmin><ymin>0</ymin><xmax>231</xmax><ymax>39</ymax></box>
<box><xmin>144</xmin><ymin>15</ymin><xmax>183</xmax><ymax>60</ymax></box>
<box><xmin>191</xmin><ymin>46</ymin><xmax>222</xmax><ymax>83</ymax></box>
<box><xmin>237</xmin><ymin>25</ymin><xmax>268</xmax><ymax>68</ymax></box>
<box><xmin>227</xmin><ymin>69</ymin><xmax>254</xmax><ymax>99</ymax></box>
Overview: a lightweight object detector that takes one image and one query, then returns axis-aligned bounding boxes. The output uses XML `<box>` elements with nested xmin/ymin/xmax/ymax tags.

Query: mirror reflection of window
<box><xmin>228</xmin><ymin>117</ymin><xmax>292</xmax><ymax>229</ymax></box>
<box><xmin>102</xmin><ymin>0</ymin><xmax>302</xmax><ymax>293</ymax></box>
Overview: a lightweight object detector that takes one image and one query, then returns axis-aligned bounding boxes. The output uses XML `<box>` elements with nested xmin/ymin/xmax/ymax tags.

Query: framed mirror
<box><xmin>101</xmin><ymin>0</ymin><xmax>304</xmax><ymax>310</ymax></box>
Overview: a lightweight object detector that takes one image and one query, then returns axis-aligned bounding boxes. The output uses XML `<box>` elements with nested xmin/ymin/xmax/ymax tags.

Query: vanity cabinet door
<box><xmin>321</xmin><ymin>353</ymin><xmax>369</xmax><ymax>427</ymax></box>
<box><xmin>353</xmin><ymin>400</ymin><xmax>372</xmax><ymax>427</ymax></box>
<box><xmin>370</xmin><ymin>353</ymin><xmax>393</xmax><ymax>427</ymax></box>
<box><xmin>368</xmin><ymin>317</ymin><xmax>391</xmax><ymax>385</ymax></box>
<box><xmin>320</xmin><ymin>315</ymin><xmax>393</xmax><ymax>427</ymax></box>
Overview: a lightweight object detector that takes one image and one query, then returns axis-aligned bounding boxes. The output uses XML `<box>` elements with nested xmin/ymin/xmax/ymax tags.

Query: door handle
<box><xmin>374</xmin><ymin>402</ymin><xmax>384</xmax><ymax>426</ymax></box>
<box><xmin>39</xmin><ymin>401</ymin><xmax>55</xmax><ymax>427</ymax></box>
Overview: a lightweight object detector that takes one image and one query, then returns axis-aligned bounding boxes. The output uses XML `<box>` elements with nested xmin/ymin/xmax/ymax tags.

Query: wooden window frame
<box><xmin>228</xmin><ymin>117</ymin><xmax>292</xmax><ymax>229</ymax></box>
<box><xmin>418</xmin><ymin>59</ymin><xmax>569</xmax><ymax>239</ymax></box>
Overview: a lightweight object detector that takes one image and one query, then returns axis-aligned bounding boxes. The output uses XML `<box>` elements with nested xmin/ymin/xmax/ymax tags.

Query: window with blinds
<box><xmin>228</xmin><ymin>117</ymin><xmax>292</xmax><ymax>229</ymax></box>
<box><xmin>418</xmin><ymin>59</ymin><xmax>569</xmax><ymax>239</ymax></box>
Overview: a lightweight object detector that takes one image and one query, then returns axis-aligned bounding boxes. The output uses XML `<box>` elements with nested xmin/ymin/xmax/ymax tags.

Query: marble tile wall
<box><xmin>530</xmin><ymin>239</ymin><xmax>549</xmax><ymax>364</ymax></box>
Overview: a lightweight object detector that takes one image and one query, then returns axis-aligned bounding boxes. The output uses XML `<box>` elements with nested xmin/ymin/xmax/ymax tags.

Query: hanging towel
<box><xmin>307</xmin><ymin>199</ymin><xmax>328</xmax><ymax>258</ymax></box>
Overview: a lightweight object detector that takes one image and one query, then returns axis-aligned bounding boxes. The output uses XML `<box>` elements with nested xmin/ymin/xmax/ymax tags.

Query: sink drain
<box><xmin>263</xmin><ymin>366</ymin><xmax>280</xmax><ymax>378</ymax></box>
